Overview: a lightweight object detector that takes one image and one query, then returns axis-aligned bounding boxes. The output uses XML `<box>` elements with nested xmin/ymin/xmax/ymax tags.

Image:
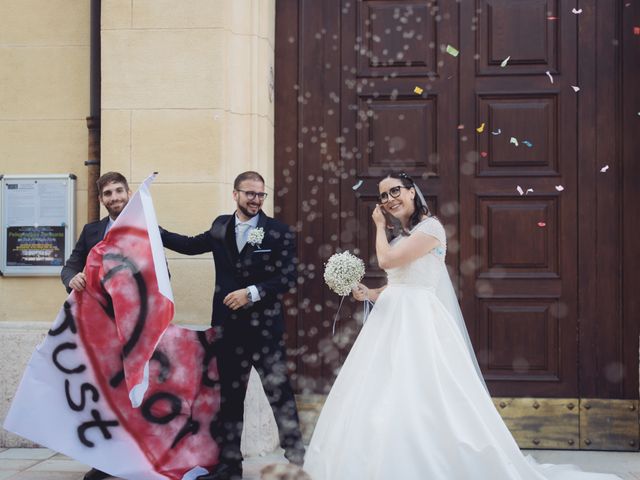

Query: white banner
<box><xmin>4</xmin><ymin>175</ymin><xmax>220</xmax><ymax>480</ymax></box>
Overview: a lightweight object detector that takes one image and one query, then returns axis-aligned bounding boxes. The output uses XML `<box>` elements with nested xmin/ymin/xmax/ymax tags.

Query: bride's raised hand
<box><xmin>372</xmin><ymin>204</ymin><xmax>386</xmax><ymax>228</ymax></box>
<box><xmin>352</xmin><ymin>283</ymin><xmax>369</xmax><ymax>301</ymax></box>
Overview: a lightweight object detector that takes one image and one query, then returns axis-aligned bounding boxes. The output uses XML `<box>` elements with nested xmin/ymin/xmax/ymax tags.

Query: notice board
<box><xmin>0</xmin><ymin>174</ymin><xmax>76</xmax><ymax>276</ymax></box>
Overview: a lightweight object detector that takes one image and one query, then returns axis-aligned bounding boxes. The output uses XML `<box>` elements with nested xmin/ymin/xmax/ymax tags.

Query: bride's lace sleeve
<box><xmin>415</xmin><ymin>217</ymin><xmax>447</xmax><ymax>248</ymax></box>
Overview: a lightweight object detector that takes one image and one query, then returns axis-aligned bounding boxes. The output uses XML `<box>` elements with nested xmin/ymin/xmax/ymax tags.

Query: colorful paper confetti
<box><xmin>510</xmin><ymin>137</ymin><xmax>519</xmax><ymax>147</ymax></box>
<box><xmin>547</xmin><ymin>16</ymin><xmax>559</xmax><ymax>20</ymax></box>
<box><xmin>571</xmin><ymin>85</ymin><xmax>580</xmax><ymax>92</ymax></box>
<box><xmin>446</xmin><ymin>45</ymin><xmax>459</xmax><ymax>57</ymax></box>
<box><xmin>517</xmin><ymin>186</ymin><xmax>524</xmax><ymax>196</ymax></box>
<box><xmin>546</xmin><ymin>71</ymin><xmax>554</xmax><ymax>83</ymax></box>
<box><xmin>500</xmin><ymin>56</ymin><xmax>511</xmax><ymax>67</ymax></box>
<box><xmin>522</xmin><ymin>140</ymin><xmax>533</xmax><ymax>148</ymax></box>
<box><xmin>491</xmin><ymin>129</ymin><xmax>502</xmax><ymax>136</ymax></box>
<box><xmin>414</xmin><ymin>86</ymin><xmax>424</xmax><ymax>95</ymax></box>
<box><xmin>572</xmin><ymin>8</ymin><xmax>583</xmax><ymax>14</ymax></box>
<box><xmin>600</xmin><ymin>165</ymin><xmax>609</xmax><ymax>173</ymax></box>
<box><xmin>480</xmin><ymin>151</ymin><xmax>488</xmax><ymax>158</ymax></box>
<box><xmin>457</xmin><ymin>124</ymin><xmax>465</xmax><ymax>130</ymax></box>
<box><xmin>634</xmin><ymin>26</ymin><xmax>640</xmax><ymax>35</ymax></box>
<box><xmin>476</xmin><ymin>123</ymin><xmax>485</xmax><ymax>133</ymax></box>
<box><xmin>555</xmin><ymin>185</ymin><xmax>565</xmax><ymax>191</ymax></box>
<box><xmin>537</xmin><ymin>221</ymin><xmax>547</xmax><ymax>227</ymax></box>
<box><xmin>352</xmin><ymin>180</ymin><xmax>363</xmax><ymax>190</ymax></box>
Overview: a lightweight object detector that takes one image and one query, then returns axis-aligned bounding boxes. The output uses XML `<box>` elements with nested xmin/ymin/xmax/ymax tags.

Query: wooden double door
<box><xmin>275</xmin><ymin>0</ymin><xmax>639</xmax><ymax>446</ymax></box>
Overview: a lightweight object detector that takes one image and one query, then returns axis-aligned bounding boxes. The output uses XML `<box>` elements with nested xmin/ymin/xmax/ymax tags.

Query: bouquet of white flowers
<box><xmin>324</xmin><ymin>251</ymin><xmax>371</xmax><ymax>334</ymax></box>
<box><xmin>323</xmin><ymin>251</ymin><xmax>366</xmax><ymax>296</ymax></box>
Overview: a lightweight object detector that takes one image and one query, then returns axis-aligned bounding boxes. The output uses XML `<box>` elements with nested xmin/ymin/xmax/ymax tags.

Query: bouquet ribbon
<box><xmin>332</xmin><ymin>294</ymin><xmax>375</xmax><ymax>335</ymax></box>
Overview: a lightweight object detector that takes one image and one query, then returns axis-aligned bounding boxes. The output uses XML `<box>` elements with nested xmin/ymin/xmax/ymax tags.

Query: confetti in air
<box><xmin>555</xmin><ymin>185</ymin><xmax>565</xmax><ymax>191</ymax></box>
<box><xmin>634</xmin><ymin>26</ymin><xmax>640</xmax><ymax>36</ymax></box>
<box><xmin>537</xmin><ymin>221</ymin><xmax>547</xmax><ymax>227</ymax></box>
<box><xmin>571</xmin><ymin>86</ymin><xmax>580</xmax><ymax>92</ymax></box>
<box><xmin>517</xmin><ymin>186</ymin><xmax>524</xmax><ymax>196</ymax></box>
<box><xmin>476</xmin><ymin>123</ymin><xmax>485</xmax><ymax>133</ymax></box>
<box><xmin>522</xmin><ymin>140</ymin><xmax>533</xmax><ymax>148</ymax></box>
<box><xmin>526</xmin><ymin>188</ymin><xmax>534</xmax><ymax>195</ymax></box>
<box><xmin>600</xmin><ymin>165</ymin><xmax>610</xmax><ymax>173</ymax></box>
<box><xmin>491</xmin><ymin>129</ymin><xmax>502</xmax><ymax>136</ymax></box>
<box><xmin>548</xmin><ymin>16</ymin><xmax>559</xmax><ymax>20</ymax></box>
<box><xmin>500</xmin><ymin>56</ymin><xmax>511</xmax><ymax>67</ymax></box>
<box><xmin>446</xmin><ymin>45</ymin><xmax>460</xmax><ymax>57</ymax></box>
<box><xmin>546</xmin><ymin>71</ymin><xmax>554</xmax><ymax>83</ymax></box>
<box><xmin>572</xmin><ymin>8</ymin><xmax>583</xmax><ymax>14</ymax></box>
<box><xmin>510</xmin><ymin>137</ymin><xmax>519</xmax><ymax>147</ymax></box>
<box><xmin>480</xmin><ymin>151</ymin><xmax>488</xmax><ymax>158</ymax></box>
<box><xmin>413</xmin><ymin>86</ymin><xmax>424</xmax><ymax>95</ymax></box>
<box><xmin>457</xmin><ymin>124</ymin><xmax>465</xmax><ymax>130</ymax></box>
<box><xmin>352</xmin><ymin>180</ymin><xmax>363</xmax><ymax>191</ymax></box>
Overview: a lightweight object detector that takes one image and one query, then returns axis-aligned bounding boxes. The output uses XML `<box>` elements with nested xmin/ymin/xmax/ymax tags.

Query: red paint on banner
<box><xmin>77</xmin><ymin>227</ymin><xmax>221</xmax><ymax>479</ymax></box>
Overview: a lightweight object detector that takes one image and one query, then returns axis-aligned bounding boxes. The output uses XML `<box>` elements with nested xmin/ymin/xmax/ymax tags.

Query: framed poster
<box><xmin>0</xmin><ymin>174</ymin><xmax>76</xmax><ymax>276</ymax></box>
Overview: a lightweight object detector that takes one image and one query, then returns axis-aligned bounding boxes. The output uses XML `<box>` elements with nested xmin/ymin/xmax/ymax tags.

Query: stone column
<box><xmin>101</xmin><ymin>0</ymin><xmax>279</xmax><ymax>456</ymax></box>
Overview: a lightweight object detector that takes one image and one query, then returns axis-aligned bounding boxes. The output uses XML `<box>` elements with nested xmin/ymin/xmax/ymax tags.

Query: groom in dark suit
<box><xmin>160</xmin><ymin>171</ymin><xmax>304</xmax><ymax>480</ymax></box>
<box><xmin>61</xmin><ymin>171</ymin><xmax>131</xmax><ymax>480</ymax></box>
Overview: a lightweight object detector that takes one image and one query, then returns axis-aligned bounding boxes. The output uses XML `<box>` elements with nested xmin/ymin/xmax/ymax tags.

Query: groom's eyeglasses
<box><xmin>236</xmin><ymin>189</ymin><xmax>268</xmax><ymax>201</ymax></box>
<box><xmin>379</xmin><ymin>186</ymin><xmax>410</xmax><ymax>204</ymax></box>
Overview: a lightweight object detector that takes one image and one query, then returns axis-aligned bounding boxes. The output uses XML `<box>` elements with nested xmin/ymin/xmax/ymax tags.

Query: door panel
<box><xmin>275</xmin><ymin>0</ymin><xmax>638</xmax><ymax>401</ymax></box>
<box><xmin>459</xmin><ymin>0</ymin><xmax>578</xmax><ymax>396</ymax></box>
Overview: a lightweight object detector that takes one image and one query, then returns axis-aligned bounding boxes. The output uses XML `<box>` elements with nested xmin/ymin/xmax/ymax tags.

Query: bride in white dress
<box><xmin>303</xmin><ymin>172</ymin><xmax>620</xmax><ymax>480</ymax></box>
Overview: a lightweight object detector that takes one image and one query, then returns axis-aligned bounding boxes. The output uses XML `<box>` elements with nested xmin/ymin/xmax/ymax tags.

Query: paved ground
<box><xmin>0</xmin><ymin>447</ymin><xmax>638</xmax><ymax>479</ymax></box>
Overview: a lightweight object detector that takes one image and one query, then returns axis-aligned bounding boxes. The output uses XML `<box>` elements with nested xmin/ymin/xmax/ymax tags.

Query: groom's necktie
<box><xmin>236</xmin><ymin>222</ymin><xmax>250</xmax><ymax>252</ymax></box>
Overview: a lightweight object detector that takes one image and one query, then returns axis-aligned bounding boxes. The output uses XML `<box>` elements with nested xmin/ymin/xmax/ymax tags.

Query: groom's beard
<box><xmin>238</xmin><ymin>204</ymin><xmax>261</xmax><ymax>218</ymax></box>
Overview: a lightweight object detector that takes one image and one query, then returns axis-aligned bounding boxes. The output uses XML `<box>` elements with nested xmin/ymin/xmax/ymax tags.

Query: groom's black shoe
<box><xmin>196</xmin><ymin>462</ymin><xmax>243</xmax><ymax>480</ymax></box>
<box><xmin>83</xmin><ymin>468</ymin><xmax>113</xmax><ymax>480</ymax></box>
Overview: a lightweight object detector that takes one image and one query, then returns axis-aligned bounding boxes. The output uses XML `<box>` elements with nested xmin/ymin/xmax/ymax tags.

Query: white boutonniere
<box><xmin>247</xmin><ymin>227</ymin><xmax>265</xmax><ymax>247</ymax></box>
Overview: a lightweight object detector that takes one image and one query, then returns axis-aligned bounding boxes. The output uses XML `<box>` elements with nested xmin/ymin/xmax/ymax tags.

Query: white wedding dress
<box><xmin>303</xmin><ymin>217</ymin><xmax>620</xmax><ymax>480</ymax></box>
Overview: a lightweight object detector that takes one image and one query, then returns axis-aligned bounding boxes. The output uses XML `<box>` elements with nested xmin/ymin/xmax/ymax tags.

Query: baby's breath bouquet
<box><xmin>323</xmin><ymin>251</ymin><xmax>366</xmax><ymax>296</ymax></box>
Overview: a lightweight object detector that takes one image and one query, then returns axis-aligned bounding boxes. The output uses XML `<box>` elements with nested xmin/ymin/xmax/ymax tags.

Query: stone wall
<box><xmin>0</xmin><ymin>1</ymin><xmax>91</xmax><ymax>323</ymax></box>
<box><xmin>100</xmin><ymin>0</ymin><xmax>276</xmax><ymax>325</ymax></box>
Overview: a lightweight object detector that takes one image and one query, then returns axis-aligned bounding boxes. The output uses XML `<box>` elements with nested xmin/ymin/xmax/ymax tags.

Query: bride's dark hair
<box><xmin>380</xmin><ymin>172</ymin><xmax>431</xmax><ymax>241</ymax></box>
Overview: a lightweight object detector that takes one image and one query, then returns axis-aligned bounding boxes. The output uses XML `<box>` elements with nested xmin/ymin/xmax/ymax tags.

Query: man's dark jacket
<box><xmin>160</xmin><ymin>211</ymin><xmax>297</xmax><ymax>333</ymax></box>
<box><xmin>61</xmin><ymin>217</ymin><xmax>110</xmax><ymax>292</ymax></box>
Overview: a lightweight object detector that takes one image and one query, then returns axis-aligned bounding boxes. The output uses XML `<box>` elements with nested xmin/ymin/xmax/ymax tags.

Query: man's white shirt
<box><xmin>235</xmin><ymin>213</ymin><xmax>261</xmax><ymax>303</ymax></box>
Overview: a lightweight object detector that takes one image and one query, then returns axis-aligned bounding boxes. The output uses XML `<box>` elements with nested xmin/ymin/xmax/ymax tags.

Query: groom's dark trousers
<box><xmin>160</xmin><ymin>211</ymin><xmax>304</xmax><ymax>465</ymax></box>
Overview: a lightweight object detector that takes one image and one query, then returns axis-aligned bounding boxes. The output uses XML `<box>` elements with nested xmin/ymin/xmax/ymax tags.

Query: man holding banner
<box><xmin>61</xmin><ymin>171</ymin><xmax>131</xmax><ymax>480</ymax></box>
<box><xmin>62</xmin><ymin>172</ymin><xmax>132</xmax><ymax>295</ymax></box>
